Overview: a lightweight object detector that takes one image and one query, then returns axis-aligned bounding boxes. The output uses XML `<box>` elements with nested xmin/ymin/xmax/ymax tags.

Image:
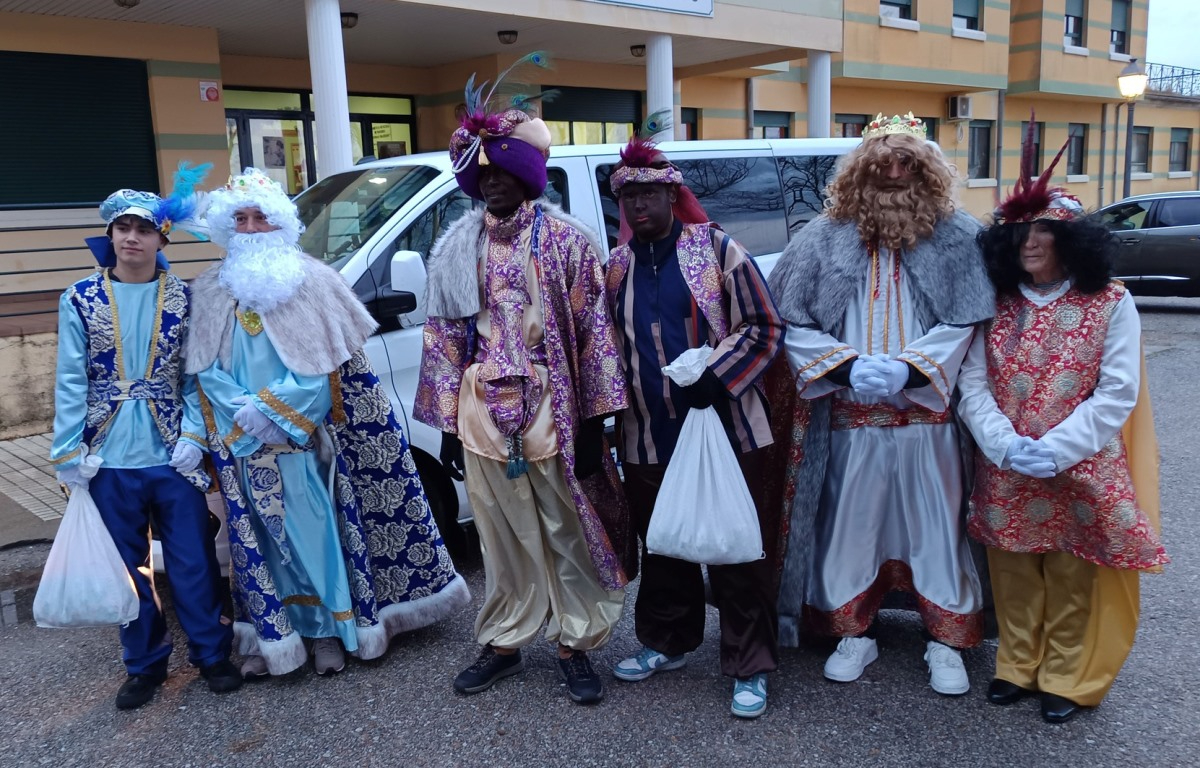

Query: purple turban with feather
<box><xmin>449</xmin><ymin>108</ymin><xmax>552</xmax><ymax>201</ymax></box>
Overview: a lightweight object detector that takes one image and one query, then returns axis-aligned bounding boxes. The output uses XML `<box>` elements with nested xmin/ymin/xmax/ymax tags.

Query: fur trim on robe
<box><xmin>184</xmin><ymin>255</ymin><xmax>378</xmax><ymax>376</ymax></box>
<box><xmin>425</xmin><ymin>199</ymin><xmax>607</xmax><ymax>319</ymax></box>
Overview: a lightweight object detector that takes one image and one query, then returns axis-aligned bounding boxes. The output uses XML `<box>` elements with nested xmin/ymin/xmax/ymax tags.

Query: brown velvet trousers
<box><xmin>623</xmin><ymin>448</ymin><xmax>779</xmax><ymax>679</ymax></box>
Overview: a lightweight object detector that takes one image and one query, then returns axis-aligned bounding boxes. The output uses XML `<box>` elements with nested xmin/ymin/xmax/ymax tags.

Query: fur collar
<box><xmin>768</xmin><ymin>210</ymin><xmax>995</xmax><ymax>333</ymax></box>
<box><xmin>425</xmin><ymin>199</ymin><xmax>605</xmax><ymax>319</ymax></box>
<box><xmin>184</xmin><ymin>255</ymin><xmax>377</xmax><ymax>376</ymax></box>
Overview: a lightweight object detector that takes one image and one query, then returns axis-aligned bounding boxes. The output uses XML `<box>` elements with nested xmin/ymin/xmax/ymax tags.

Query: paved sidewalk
<box><xmin>0</xmin><ymin>433</ymin><xmax>61</xmax><ymax>547</ymax></box>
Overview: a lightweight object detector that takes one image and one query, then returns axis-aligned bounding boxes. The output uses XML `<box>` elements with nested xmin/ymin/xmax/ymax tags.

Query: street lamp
<box><xmin>1118</xmin><ymin>58</ymin><xmax>1148</xmax><ymax>199</ymax></box>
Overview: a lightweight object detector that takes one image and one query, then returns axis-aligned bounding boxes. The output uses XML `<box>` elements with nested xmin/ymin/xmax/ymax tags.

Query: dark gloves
<box><xmin>679</xmin><ymin>368</ymin><xmax>728</xmax><ymax>411</ymax></box>
<box><xmin>439</xmin><ymin>432</ymin><xmax>465</xmax><ymax>481</ymax></box>
<box><xmin>574</xmin><ymin>418</ymin><xmax>606</xmax><ymax>480</ymax></box>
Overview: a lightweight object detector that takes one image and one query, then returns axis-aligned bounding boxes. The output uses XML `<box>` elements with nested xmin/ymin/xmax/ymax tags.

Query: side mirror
<box><xmin>390</xmin><ymin>250</ymin><xmax>427</xmax><ymax>310</ymax></box>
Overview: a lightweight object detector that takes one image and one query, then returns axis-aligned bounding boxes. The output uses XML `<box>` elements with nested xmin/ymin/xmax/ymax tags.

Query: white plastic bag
<box><xmin>645</xmin><ymin>347</ymin><xmax>763</xmax><ymax>565</ymax></box>
<box><xmin>34</xmin><ymin>450</ymin><xmax>139</xmax><ymax>628</ymax></box>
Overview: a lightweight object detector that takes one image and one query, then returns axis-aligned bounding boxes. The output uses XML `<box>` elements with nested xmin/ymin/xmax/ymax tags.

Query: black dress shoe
<box><xmin>115</xmin><ymin>674</ymin><xmax>165</xmax><ymax>710</ymax></box>
<box><xmin>200</xmin><ymin>659</ymin><xmax>244</xmax><ymax>693</ymax></box>
<box><xmin>1041</xmin><ymin>693</ymin><xmax>1084</xmax><ymax>723</ymax></box>
<box><xmin>987</xmin><ymin>678</ymin><xmax>1033</xmax><ymax>705</ymax></box>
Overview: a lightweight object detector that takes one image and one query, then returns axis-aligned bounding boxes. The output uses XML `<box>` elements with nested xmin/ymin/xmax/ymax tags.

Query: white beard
<box><xmin>219</xmin><ymin>231</ymin><xmax>308</xmax><ymax>313</ymax></box>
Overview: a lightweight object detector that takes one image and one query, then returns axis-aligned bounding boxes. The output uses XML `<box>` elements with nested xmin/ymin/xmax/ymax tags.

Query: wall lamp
<box><xmin>113</xmin><ymin>0</ymin><xmax>140</xmax><ymax>8</ymax></box>
<box><xmin>630</xmin><ymin>44</ymin><xmax>646</xmax><ymax>58</ymax></box>
<box><xmin>341</xmin><ymin>12</ymin><xmax>359</xmax><ymax>29</ymax></box>
<box><xmin>498</xmin><ymin>30</ymin><xmax>519</xmax><ymax>45</ymax></box>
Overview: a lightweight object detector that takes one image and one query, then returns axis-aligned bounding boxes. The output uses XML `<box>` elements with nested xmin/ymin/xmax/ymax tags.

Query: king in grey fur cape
<box><xmin>764</xmin><ymin>209</ymin><xmax>995</xmax><ymax>647</ymax></box>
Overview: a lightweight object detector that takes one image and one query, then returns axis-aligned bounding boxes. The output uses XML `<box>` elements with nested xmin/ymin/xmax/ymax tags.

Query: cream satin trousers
<box><xmin>464</xmin><ymin>451</ymin><xmax>624</xmax><ymax>652</ymax></box>
<box><xmin>988</xmin><ymin>547</ymin><xmax>1140</xmax><ymax>707</ymax></box>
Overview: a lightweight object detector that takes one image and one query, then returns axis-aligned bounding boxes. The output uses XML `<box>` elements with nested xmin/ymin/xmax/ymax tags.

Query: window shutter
<box><xmin>953</xmin><ymin>0</ymin><xmax>980</xmax><ymax>17</ymax></box>
<box><xmin>1065</xmin><ymin>0</ymin><xmax>1084</xmax><ymax>17</ymax></box>
<box><xmin>1111</xmin><ymin>0</ymin><xmax>1129</xmax><ymax>32</ymax></box>
<box><xmin>0</xmin><ymin>51</ymin><xmax>158</xmax><ymax>208</ymax></box>
<box><xmin>541</xmin><ymin>87</ymin><xmax>641</xmax><ymax>124</ymax></box>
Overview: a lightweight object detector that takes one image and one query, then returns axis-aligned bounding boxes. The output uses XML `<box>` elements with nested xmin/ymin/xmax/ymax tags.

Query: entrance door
<box><xmin>246</xmin><ymin>117</ymin><xmax>310</xmax><ymax>195</ymax></box>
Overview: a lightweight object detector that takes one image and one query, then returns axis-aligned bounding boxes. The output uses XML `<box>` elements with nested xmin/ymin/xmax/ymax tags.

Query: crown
<box><xmin>862</xmin><ymin>112</ymin><xmax>927</xmax><ymax>140</ymax></box>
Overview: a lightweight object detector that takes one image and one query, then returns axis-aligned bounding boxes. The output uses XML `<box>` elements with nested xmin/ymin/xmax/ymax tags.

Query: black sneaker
<box><xmin>557</xmin><ymin>651</ymin><xmax>603</xmax><ymax>704</ymax></box>
<box><xmin>115</xmin><ymin>674</ymin><xmax>165</xmax><ymax>710</ymax></box>
<box><xmin>453</xmin><ymin>646</ymin><xmax>524</xmax><ymax>694</ymax></box>
<box><xmin>200</xmin><ymin>659</ymin><xmax>244</xmax><ymax>693</ymax></box>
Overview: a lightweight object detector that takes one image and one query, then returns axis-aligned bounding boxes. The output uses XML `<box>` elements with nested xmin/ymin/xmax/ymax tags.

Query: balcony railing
<box><xmin>1146</xmin><ymin>62</ymin><xmax>1200</xmax><ymax>99</ymax></box>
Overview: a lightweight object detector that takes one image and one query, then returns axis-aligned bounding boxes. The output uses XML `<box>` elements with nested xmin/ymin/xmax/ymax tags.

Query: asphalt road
<box><xmin>1</xmin><ymin>296</ymin><xmax>1198</xmax><ymax>768</ymax></box>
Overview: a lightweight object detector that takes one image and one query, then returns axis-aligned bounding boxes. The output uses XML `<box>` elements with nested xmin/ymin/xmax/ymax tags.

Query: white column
<box><xmin>305</xmin><ymin>0</ymin><xmax>353</xmax><ymax>179</ymax></box>
<box><xmin>646</xmin><ymin>34</ymin><xmax>673</xmax><ymax>142</ymax></box>
<box><xmin>807</xmin><ymin>50</ymin><xmax>832</xmax><ymax>138</ymax></box>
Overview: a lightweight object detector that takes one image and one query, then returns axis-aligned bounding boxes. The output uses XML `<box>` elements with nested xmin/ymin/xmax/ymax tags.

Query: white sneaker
<box><xmin>823</xmin><ymin>637</ymin><xmax>879</xmax><ymax>682</ymax></box>
<box><xmin>923</xmin><ymin>641</ymin><xmax>969</xmax><ymax>695</ymax></box>
<box><xmin>313</xmin><ymin>638</ymin><xmax>346</xmax><ymax>675</ymax></box>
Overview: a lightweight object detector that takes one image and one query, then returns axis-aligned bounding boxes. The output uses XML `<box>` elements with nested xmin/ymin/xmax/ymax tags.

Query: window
<box><xmin>1064</xmin><ymin>0</ymin><xmax>1085</xmax><ymax>47</ymax></box>
<box><xmin>1110</xmin><ymin>0</ymin><xmax>1130</xmax><ymax>55</ymax></box>
<box><xmin>543</xmin><ymin>86</ymin><xmax>640</xmax><ymax>145</ymax></box>
<box><xmin>968</xmin><ymin>120</ymin><xmax>993</xmax><ymax>179</ymax></box>
<box><xmin>595</xmin><ymin>157</ymin><xmax>788</xmax><ymax>256</ymax></box>
<box><xmin>1020</xmin><ymin>121</ymin><xmax>1045</xmax><ymax>174</ymax></box>
<box><xmin>1170</xmin><ymin>128</ymin><xmax>1192</xmax><ymax>172</ymax></box>
<box><xmin>1098</xmin><ymin>200</ymin><xmax>1149</xmax><ymax>230</ymax></box>
<box><xmin>1067</xmin><ymin>123</ymin><xmax>1088</xmax><ymax>176</ymax></box>
<box><xmin>753</xmin><ymin>111</ymin><xmax>791</xmax><ymax>139</ymax></box>
<box><xmin>880</xmin><ymin>0</ymin><xmax>912</xmax><ymax>20</ymax></box>
<box><xmin>680</xmin><ymin>108</ymin><xmax>699</xmax><ymax>141</ymax></box>
<box><xmin>2</xmin><ymin>51</ymin><xmax>158</xmax><ymax>207</ymax></box>
<box><xmin>1157</xmin><ymin>197</ymin><xmax>1200</xmax><ymax>228</ymax></box>
<box><xmin>1131</xmin><ymin>127</ymin><xmax>1151</xmax><ymax>173</ymax></box>
<box><xmin>836</xmin><ymin>113</ymin><xmax>868</xmax><ymax>138</ymax></box>
<box><xmin>776</xmin><ymin>155</ymin><xmax>841</xmax><ymax>234</ymax></box>
<box><xmin>918</xmin><ymin>116</ymin><xmax>939</xmax><ymax>142</ymax></box>
<box><xmin>953</xmin><ymin>0</ymin><xmax>980</xmax><ymax>31</ymax></box>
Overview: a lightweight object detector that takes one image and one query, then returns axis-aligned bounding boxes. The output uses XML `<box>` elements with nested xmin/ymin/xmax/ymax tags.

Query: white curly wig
<box><xmin>204</xmin><ymin>167</ymin><xmax>304</xmax><ymax>248</ymax></box>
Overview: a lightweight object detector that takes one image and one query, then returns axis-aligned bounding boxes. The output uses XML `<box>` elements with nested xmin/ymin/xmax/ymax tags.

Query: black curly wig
<box><xmin>977</xmin><ymin>217</ymin><xmax>1118</xmax><ymax>296</ymax></box>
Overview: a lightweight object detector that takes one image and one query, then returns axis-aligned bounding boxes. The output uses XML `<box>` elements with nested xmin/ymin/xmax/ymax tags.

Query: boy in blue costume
<box><xmin>50</xmin><ymin>168</ymin><xmax>242</xmax><ymax>710</ymax></box>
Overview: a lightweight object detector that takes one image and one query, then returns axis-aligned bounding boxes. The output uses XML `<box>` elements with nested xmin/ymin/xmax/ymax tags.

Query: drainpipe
<box><xmin>746</xmin><ymin>77</ymin><xmax>757</xmax><ymax>139</ymax></box>
<box><xmin>994</xmin><ymin>89</ymin><xmax>1005</xmax><ymax>207</ymax></box>
<box><xmin>1098</xmin><ymin>103</ymin><xmax>1108</xmax><ymax>207</ymax></box>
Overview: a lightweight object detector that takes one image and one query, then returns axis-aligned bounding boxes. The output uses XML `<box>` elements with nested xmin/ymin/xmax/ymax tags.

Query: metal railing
<box><xmin>1146</xmin><ymin>62</ymin><xmax>1200</xmax><ymax>99</ymax></box>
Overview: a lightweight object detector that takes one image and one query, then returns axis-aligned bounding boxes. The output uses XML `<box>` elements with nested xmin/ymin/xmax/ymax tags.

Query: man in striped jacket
<box><xmin>603</xmin><ymin>133</ymin><xmax>785</xmax><ymax>719</ymax></box>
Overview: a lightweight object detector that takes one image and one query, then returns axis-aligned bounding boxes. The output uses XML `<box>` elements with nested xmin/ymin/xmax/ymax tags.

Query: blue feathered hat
<box><xmin>86</xmin><ymin>161</ymin><xmax>212</xmax><ymax>270</ymax></box>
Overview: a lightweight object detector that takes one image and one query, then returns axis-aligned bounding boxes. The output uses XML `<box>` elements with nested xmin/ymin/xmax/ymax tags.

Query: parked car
<box><xmin>1091</xmin><ymin>190</ymin><xmax>1200</xmax><ymax>296</ymax></box>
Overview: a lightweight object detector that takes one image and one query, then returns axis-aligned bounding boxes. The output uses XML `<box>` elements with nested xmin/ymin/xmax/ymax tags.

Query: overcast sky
<box><xmin>1146</xmin><ymin>0</ymin><xmax>1200</xmax><ymax>69</ymax></box>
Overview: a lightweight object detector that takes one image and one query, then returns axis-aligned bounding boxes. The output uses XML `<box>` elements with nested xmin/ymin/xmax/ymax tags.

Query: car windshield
<box><xmin>295</xmin><ymin>165</ymin><xmax>440</xmax><ymax>268</ymax></box>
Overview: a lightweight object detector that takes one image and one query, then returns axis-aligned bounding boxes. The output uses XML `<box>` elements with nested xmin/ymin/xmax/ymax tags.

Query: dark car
<box><xmin>1091</xmin><ymin>191</ymin><xmax>1200</xmax><ymax>296</ymax></box>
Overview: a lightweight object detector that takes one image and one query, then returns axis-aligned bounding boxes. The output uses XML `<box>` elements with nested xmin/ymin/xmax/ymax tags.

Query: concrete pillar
<box><xmin>807</xmin><ymin>50</ymin><xmax>832</xmax><ymax>138</ymax></box>
<box><xmin>305</xmin><ymin>0</ymin><xmax>353</xmax><ymax>179</ymax></box>
<box><xmin>646</xmin><ymin>34</ymin><xmax>673</xmax><ymax>141</ymax></box>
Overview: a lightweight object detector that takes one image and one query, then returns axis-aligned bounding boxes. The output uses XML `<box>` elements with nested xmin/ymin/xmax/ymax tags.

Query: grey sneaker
<box><xmin>313</xmin><ymin>638</ymin><xmax>345</xmax><ymax>675</ymax></box>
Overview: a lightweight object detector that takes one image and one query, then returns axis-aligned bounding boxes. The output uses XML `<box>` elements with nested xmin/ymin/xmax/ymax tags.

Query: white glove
<box><xmin>849</xmin><ymin>355</ymin><xmax>887</xmax><ymax>396</ymax></box>
<box><xmin>1005</xmin><ymin>436</ymin><xmax>1057</xmax><ymax>479</ymax></box>
<box><xmin>862</xmin><ymin>358</ymin><xmax>910</xmax><ymax>397</ymax></box>
<box><xmin>56</xmin><ymin>465</ymin><xmax>84</xmax><ymax>490</ymax></box>
<box><xmin>232</xmin><ymin>395</ymin><xmax>291</xmax><ymax>445</ymax></box>
<box><xmin>169</xmin><ymin>441</ymin><xmax>203</xmax><ymax>473</ymax></box>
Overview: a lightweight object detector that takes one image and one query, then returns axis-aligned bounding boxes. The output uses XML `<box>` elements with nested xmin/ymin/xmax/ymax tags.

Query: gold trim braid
<box><xmin>50</xmin><ymin>447</ymin><xmax>82</xmax><ymax>466</ymax></box>
<box><xmin>329</xmin><ymin>373</ymin><xmax>346</xmax><ymax>425</ymax></box>
<box><xmin>258</xmin><ymin>388</ymin><xmax>318</xmax><ymax>435</ymax></box>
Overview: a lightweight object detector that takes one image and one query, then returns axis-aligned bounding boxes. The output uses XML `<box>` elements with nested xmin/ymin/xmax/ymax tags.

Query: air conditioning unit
<box><xmin>947</xmin><ymin>95</ymin><xmax>973</xmax><ymax>121</ymax></box>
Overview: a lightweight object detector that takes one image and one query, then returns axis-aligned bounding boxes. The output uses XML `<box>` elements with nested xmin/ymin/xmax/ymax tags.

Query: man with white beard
<box><xmin>180</xmin><ymin>168</ymin><xmax>470</xmax><ymax>680</ymax></box>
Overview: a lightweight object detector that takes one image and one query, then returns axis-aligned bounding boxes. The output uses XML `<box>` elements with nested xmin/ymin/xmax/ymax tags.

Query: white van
<box><xmin>290</xmin><ymin>138</ymin><xmax>860</xmax><ymax>556</ymax></box>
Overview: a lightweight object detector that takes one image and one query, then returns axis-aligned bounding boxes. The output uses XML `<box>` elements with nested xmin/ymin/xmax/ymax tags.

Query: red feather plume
<box><xmin>995</xmin><ymin>110</ymin><xmax>1073</xmax><ymax>224</ymax></box>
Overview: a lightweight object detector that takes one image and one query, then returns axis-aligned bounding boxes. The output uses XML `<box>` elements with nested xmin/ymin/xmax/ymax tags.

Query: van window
<box><xmin>595</xmin><ymin>158</ymin><xmax>788</xmax><ymax>256</ymax></box>
<box><xmin>296</xmin><ymin>165</ymin><xmax>440</xmax><ymax>267</ymax></box>
<box><xmin>355</xmin><ymin>168</ymin><xmax>571</xmax><ymax>299</ymax></box>
<box><xmin>776</xmin><ymin>155</ymin><xmax>839</xmax><ymax>234</ymax></box>
<box><xmin>1156</xmin><ymin>197</ymin><xmax>1200</xmax><ymax>228</ymax></box>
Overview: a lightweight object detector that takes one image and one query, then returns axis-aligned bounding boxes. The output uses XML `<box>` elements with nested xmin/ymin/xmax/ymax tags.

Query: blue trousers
<box><xmin>90</xmin><ymin>465</ymin><xmax>232</xmax><ymax>676</ymax></box>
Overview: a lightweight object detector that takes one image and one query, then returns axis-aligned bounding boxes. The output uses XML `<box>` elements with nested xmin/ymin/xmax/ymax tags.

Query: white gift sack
<box><xmin>645</xmin><ymin>347</ymin><xmax>763</xmax><ymax>565</ymax></box>
<box><xmin>33</xmin><ymin>451</ymin><xmax>139</xmax><ymax>628</ymax></box>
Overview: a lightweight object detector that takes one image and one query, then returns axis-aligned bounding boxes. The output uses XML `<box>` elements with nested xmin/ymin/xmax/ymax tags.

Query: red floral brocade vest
<box><xmin>969</xmin><ymin>284</ymin><xmax>1167</xmax><ymax>570</ymax></box>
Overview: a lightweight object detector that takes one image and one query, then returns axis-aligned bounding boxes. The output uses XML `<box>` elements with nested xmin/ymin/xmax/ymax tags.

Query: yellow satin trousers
<box><xmin>464</xmin><ymin>451</ymin><xmax>625</xmax><ymax>652</ymax></box>
<box><xmin>987</xmin><ymin>547</ymin><xmax>1140</xmax><ymax>707</ymax></box>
